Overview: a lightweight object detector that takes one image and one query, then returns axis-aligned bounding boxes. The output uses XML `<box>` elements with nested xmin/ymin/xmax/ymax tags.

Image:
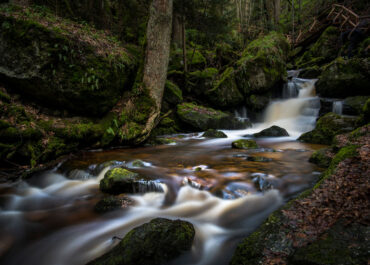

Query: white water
<box><xmin>1</xmin><ymin>169</ymin><xmax>282</xmax><ymax>265</ymax></box>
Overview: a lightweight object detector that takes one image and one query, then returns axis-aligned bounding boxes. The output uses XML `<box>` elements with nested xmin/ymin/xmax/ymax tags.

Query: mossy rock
<box><xmin>163</xmin><ymin>80</ymin><xmax>183</xmax><ymax>106</ymax></box>
<box><xmin>309</xmin><ymin>148</ymin><xmax>332</xmax><ymax>168</ymax></box>
<box><xmin>188</xmin><ymin>68</ymin><xmax>218</xmax><ymax>97</ymax></box>
<box><xmin>299</xmin><ymin>65</ymin><xmax>322</xmax><ymax>79</ymax></box>
<box><xmin>87</xmin><ymin>218</ymin><xmax>195</xmax><ymax>265</ymax></box>
<box><xmin>316</xmin><ymin>58</ymin><xmax>370</xmax><ymax>98</ymax></box>
<box><xmin>298</xmin><ymin>113</ymin><xmax>357</xmax><ymax>145</ymax></box>
<box><xmin>232</xmin><ymin>139</ymin><xmax>258</xmax><ymax>149</ymax></box>
<box><xmin>206</xmin><ymin>67</ymin><xmax>244</xmax><ymax>108</ymax></box>
<box><xmin>343</xmin><ymin>96</ymin><xmax>370</xmax><ymax>116</ymax></box>
<box><xmin>0</xmin><ymin>8</ymin><xmax>138</xmax><ymax>116</ymax></box>
<box><xmin>100</xmin><ymin>168</ymin><xmax>140</xmax><ymax>195</ymax></box>
<box><xmin>94</xmin><ymin>196</ymin><xmax>135</xmax><ymax>214</ymax></box>
<box><xmin>254</xmin><ymin>125</ymin><xmax>289</xmax><ymax>137</ymax></box>
<box><xmin>203</xmin><ymin>129</ymin><xmax>227</xmax><ymax>138</ymax></box>
<box><xmin>235</xmin><ymin>32</ymin><xmax>289</xmax><ymax>95</ymax></box>
<box><xmin>296</xmin><ymin>26</ymin><xmax>340</xmax><ymax>68</ymax></box>
<box><xmin>177</xmin><ymin>102</ymin><xmax>248</xmax><ymax>131</ymax></box>
<box><xmin>246</xmin><ymin>94</ymin><xmax>270</xmax><ymax>111</ymax></box>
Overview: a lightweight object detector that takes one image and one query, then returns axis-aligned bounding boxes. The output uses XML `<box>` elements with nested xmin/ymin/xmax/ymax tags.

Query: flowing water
<box><xmin>0</xmin><ymin>77</ymin><xmax>325</xmax><ymax>265</ymax></box>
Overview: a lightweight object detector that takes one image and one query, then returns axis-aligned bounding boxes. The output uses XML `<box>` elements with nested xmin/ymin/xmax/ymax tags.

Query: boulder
<box><xmin>206</xmin><ymin>67</ymin><xmax>244</xmax><ymax>108</ymax></box>
<box><xmin>309</xmin><ymin>148</ymin><xmax>333</xmax><ymax>168</ymax></box>
<box><xmin>246</xmin><ymin>94</ymin><xmax>270</xmax><ymax>111</ymax></box>
<box><xmin>163</xmin><ymin>80</ymin><xmax>183</xmax><ymax>106</ymax></box>
<box><xmin>316</xmin><ymin>58</ymin><xmax>370</xmax><ymax>98</ymax></box>
<box><xmin>177</xmin><ymin>103</ymin><xmax>249</xmax><ymax>131</ymax></box>
<box><xmin>253</xmin><ymin>126</ymin><xmax>289</xmax><ymax>137</ymax></box>
<box><xmin>232</xmin><ymin>139</ymin><xmax>258</xmax><ymax>149</ymax></box>
<box><xmin>299</xmin><ymin>113</ymin><xmax>357</xmax><ymax>145</ymax></box>
<box><xmin>0</xmin><ymin>9</ymin><xmax>137</xmax><ymax>116</ymax></box>
<box><xmin>203</xmin><ymin>129</ymin><xmax>227</xmax><ymax>138</ymax></box>
<box><xmin>343</xmin><ymin>96</ymin><xmax>370</xmax><ymax>116</ymax></box>
<box><xmin>100</xmin><ymin>168</ymin><xmax>163</xmax><ymax>195</ymax></box>
<box><xmin>87</xmin><ymin>218</ymin><xmax>195</xmax><ymax>265</ymax></box>
<box><xmin>235</xmin><ymin>32</ymin><xmax>289</xmax><ymax>96</ymax></box>
<box><xmin>94</xmin><ymin>196</ymin><xmax>135</xmax><ymax>214</ymax></box>
<box><xmin>188</xmin><ymin>68</ymin><xmax>218</xmax><ymax>97</ymax></box>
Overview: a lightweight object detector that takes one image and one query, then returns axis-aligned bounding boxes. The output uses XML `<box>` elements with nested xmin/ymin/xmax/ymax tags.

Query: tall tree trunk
<box><xmin>181</xmin><ymin>15</ymin><xmax>187</xmax><ymax>73</ymax></box>
<box><xmin>119</xmin><ymin>0</ymin><xmax>173</xmax><ymax>144</ymax></box>
<box><xmin>274</xmin><ymin>0</ymin><xmax>281</xmax><ymax>26</ymax></box>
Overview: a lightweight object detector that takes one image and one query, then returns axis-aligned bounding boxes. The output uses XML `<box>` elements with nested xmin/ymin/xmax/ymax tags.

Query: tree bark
<box><xmin>119</xmin><ymin>0</ymin><xmax>173</xmax><ymax>144</ymax></box>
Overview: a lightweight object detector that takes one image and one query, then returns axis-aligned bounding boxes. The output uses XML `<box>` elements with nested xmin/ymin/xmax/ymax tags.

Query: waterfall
<box><xmin>261</xmin><ymin>77</ymin><xmax>320</xmax><ymax>137</ymax></box>
<box><xmin>332</xmin><ymin>101</ymin><xmax>343</xmax><ymax>115</ymax></box>
<box><xmin>234</xmin><ymin>106</ymin><xmax>248</xmax><ymax>121</ymax></box>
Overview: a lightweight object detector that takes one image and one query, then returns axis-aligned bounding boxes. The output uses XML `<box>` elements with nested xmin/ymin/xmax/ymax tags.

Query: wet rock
<box><xmin>343</xmin><ymin>96</ymin><xmax>370</xmax><ymax>116</ymax></box>
<box><xmin>253</xmin><ymin>126</ymin><xmax>289</xmax><ymax>137</ymax></box>
<box><xmin>203</xmin><ymin>129</ymin><xmax>227</xmax><ymax>138</ymax></box>
<box><xmin>299</xmin><ymin>66</ymin><xmax>322</xmax><ymax>78</ymax></box>
<box><xmin>309</xmin><ymin>148</ymin><xmax>333</xmax><ymax>168</ymax></box>
<box><xmin>131</xmin><ymin>160</ymin><xmax>145</xmax><ymax>168</ymax></box>
<box><xmin>177</xmin><ymin>103</ymin><xmax>249</xmax><ymax>131</ymax></box>
<box><xmin>316</xmin><ymin>58</ymin><xmax>370</xmax><ymax>98</ymax></box>
<box><xmin>67</xmin><ymin>169</ymin><xmax>95</xmax><ymax>180</ymax></box>
<box><xmin>251</xmin><ymin>174</ymin><xmax>275</xmax><ymax>192</ymax></box>
<box><xmin>215</xmin><ymin>182</ymin><xmax>255</xmax><ymax>199</ymax></box>
<box><xmin>94</xmin><ymin>196</ymin><xmax>135</xmax><ymax>214</ymax></box>
<box><xmin>232</xmin><ymin>139</ymin><xmax>258</xmax><ymax>149</ymax></box>
<box><xmin>87</xmin><ymin>218</ymin><xmax>195</xmax><ymax>265</ymax></box>
<box><xmin>246</xmin><ymin>156</ymin><xmax>272</xmax><ymax>162</ymax></box>
<box><xmin>246</xmin><ymin>94</ymin><xmax>270</xmax><ymax>112</ymax></box>
<box><xmin>100</xmin><ymin>168</ymin><xmax>163</xmax><ymax>195</ymax></box>
<box><xmin>298</xmin><ymin>113</ymin><xmax>357</xmax><ymax>145</ymax></box>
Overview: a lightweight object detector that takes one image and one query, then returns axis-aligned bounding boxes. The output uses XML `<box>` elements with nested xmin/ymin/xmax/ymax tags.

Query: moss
<box><xmin>246</xmin><ymin>94</ymin><xmax>270</xmax><ymax>111</ymax></box>
<box><xmin>163</xmin><ymin>80</ymin><xmax>183</xmax><ymax>105</ymax></box>
<box><xmin>299</xmin><ymin>113</ymin><xmax>357</xmax><ymax>145</ymax></box>
<box><xmin>203</xmin><ymin>129</ymin><xmax>227</xmax><ymax>138</ymax></box>
<box><xmin>206</xmin><ymin>67</ymin><xmax>243</xmax><ymax>108</ymax></box>
<box><xmin>0</xmin><ymin>90</ymin><xmax>11</xmax><ymax>102</ymax></box>
<box><xmin>231</xmin><ymin>139</ymin><xmax>258</xmax><ymax>149</ymax></box>
<box><xmin>309</xmin><ymin>148</ymin><xmax>332</xmax><ymax>168</ymax></box>
<box><xmin>100</xmin><ymin>168</ymin><xmax>140</xmax><ymax>195</ymax></box>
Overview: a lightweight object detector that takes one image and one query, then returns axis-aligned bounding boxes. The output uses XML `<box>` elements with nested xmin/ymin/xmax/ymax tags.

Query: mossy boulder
<box><xmin>254</xmin><ymin>126</ymin><xmax>289</xmax><ymax>137</ymax></box>
<box><xmin>309</xmin><ymin>148</ymin><xmax>333</xmax><ymax>168</ymax></box>
<box><xmin>299</xmin><ymin>65</ymin><xmax>322</xmax><ymax>79</ymax></box>
<box><xmin>203</xmin><ymin>129</ymin><xmax>227</xmax><ymax>138</ymax></box>
<box><xmin>235</xmin><ymin>32</ymin><xmax>289</xmax><ymax>96</ymax></box>
<box><xmin>100</xmin><ymin>168</ymin><xmax>162</xmax><ymax>195</ymax></box>
<box><xmin>343</xmin><ymin>96</ymin><xmax>370</xmax><ymax>116</ymax></box>
<box><xmin>316</xmin><ymin>58</ymin><xmax>370</xmax><ymax>98</ymax></box>
<box><xmin>296</xmin><ymin>26</ymin><xmax>340</xmax><ymax>68</ymax></box>
<box><xmin>246</xmin><ymin>94</ymin><xmax>270</xmax><ymax>111</ymax></box>
<box><xmin>0</xmin><ymin>6</ymin><xmax>137</xmax><ymax>116</ymax></box>
<box><xmin>188</xmin><ymin>68</ymin><xmax>218</xmax><ymax>97</ymax></box>
<box><xmin>163</xmin><ymin>80</ymin><xmax>183</xmax><ymax>106</ymax></box>
<box><xmin>232</xmin><ymin>139</ymin><xmax>258</xmax><ymax>149</ymax></box>
<box><xmin>177</xmin><ymin>103</ymin><xmax>249</xmax><ymax>131</ymax></box>
<box><xmin>299</xmin><ymin>113</ymin><xmax>357</xmax><ymax>145</ymax></box>
<box><xmin>87</xmin><ymin>218</ymin><xmax>195</xmax><ymax>265</ymax></box>
<box><xmin>206</xmin><ymin>67</ymin><xmax>244</xmax><ymax>108</ymax></box>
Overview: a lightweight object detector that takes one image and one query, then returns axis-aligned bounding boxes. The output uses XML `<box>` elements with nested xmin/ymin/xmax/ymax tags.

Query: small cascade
<box><xmin>261</xmin><ymin>77</ymin><xmax>321</xmax><ymax>136</ymax></box>
<box><xmin>332</xmin><ymin>100</ymin><xmax>343</xmax><ymax>115</ymax></box>
<box><xmin>234</xmin><ymin>106</ymin><xmax>248</xmax><ymax>121</ymax></box>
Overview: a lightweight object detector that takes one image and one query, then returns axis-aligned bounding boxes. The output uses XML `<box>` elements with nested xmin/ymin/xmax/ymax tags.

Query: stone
<box><xmin>203</xmin><ymin>129</ymin><xmax>227</xmax><ymax>138</ymax></box>
<box><xmin>246</xmin><ymin>156</ymin><xmax>272</xmax><ymax>162</ymax></box>
<box><xmin>309</xmin><ymin>148</ymin><xmax>333</xmax><ymax>168</ymax></box>
<box><xmin>87</xmin><ymin>218</ymin><xmax>195</xmax><ymax>265</ymax></box>
<box><xmin>232</xmin><ymin>139</ymin><xmax>258</xmax><ymax>149</ymax></box>
<box><xmin>253</xmin><ymin>126</ymin><xmax>289</xmax><ymax>137</ymax></box>
<box><xmin>343</xmin><ymin>96</ymin><xmax>370</xmax><ymax>116</ymax></box>
<box><xmin>94</xmin><ymin>196</ymin><xmax>135</xmax><ymax>214</ymax></box>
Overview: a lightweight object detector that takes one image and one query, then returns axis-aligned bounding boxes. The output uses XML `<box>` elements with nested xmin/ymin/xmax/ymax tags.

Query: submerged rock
<box><xmin>177</xmin><ymin>103</ymin><xmax>249</xmax><ymax>131</ymax></box>
<box><xmin>94</xmin><ymin>196</ymin><xmax>135</xmax><ymax>214</ymax></box>
<box><xmin>253</xmin><ymin>126</ymin><xmax>289</xmax><ymax>137</ymax></box>
<box><xmin>232</xmin><ymin>139</ymin><xmax>258</xmax><ymax>149</ymax></box>
<box><xmin>299</xmin><ymin>113</ymin><xmax>357</xmax><ymax>145</ymax></box>
<box><xmin>203</xmin><ymin>129</ymin><xmax>227</xmax><ymax>138</ymax></box>
<box><xmin>246</xmin><ymin>156</ymin><xmax>272</xmax><ymax>162</ymax></box>
<box><xmin>87</xmin><ymin>218</ymin><xmax>195</xmax><ymax>265</ymax></box>
<box><xmin>100</xmin><ymin>168</ymin><xmax>163</xmax><ymax>195</ymax></box>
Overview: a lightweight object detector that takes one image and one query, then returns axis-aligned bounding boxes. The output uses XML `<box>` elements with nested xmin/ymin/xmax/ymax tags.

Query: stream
<box><xmin>0</xmin><ymin>76</ymin><xmax>326</xmax><ymax>265</ymax></box>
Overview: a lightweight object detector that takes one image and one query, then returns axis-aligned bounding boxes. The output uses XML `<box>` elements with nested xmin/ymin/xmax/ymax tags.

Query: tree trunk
<box><xmin>172</xmin><ymin>13</ymin><xmax>182</xmax><ymax>48</ymax></box>
<box><xmin>181</xmin><ymin>15</ymin><xmax>187</xmax><ymax>73</ymax></box>
<box><xmin>119</xmin><ymin>0</ymin><xmax>173</xmax><ymax>144</ymax></box>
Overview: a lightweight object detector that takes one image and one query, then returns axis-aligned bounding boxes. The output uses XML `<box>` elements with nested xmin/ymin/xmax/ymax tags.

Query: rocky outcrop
<box><xmin>87</xmin><ymin>218</ymin><xmax>195</xmax><ymax>265</ymax></box>
<box><xmin>254</xmin><ymin>126</ymin><xmax>289</xmax><ymax>137</ymax></box>
<box><xmin>316</xmin><ymin>58</ymin><xmax>370</xmax><ymax>98</ymax></box>
<box><xmin>0</xmin><ymin>6</ymin><xmax>138</xmax><ymax>116</ymax></box>
<box><xmin>177</xmin><ymin>103</ymin><xmax>249</xmax><ymax>131</ymax></box>
<box><xmin>299</xmin><ymin>113</ymin><xmax>357</xmax><ymax>145</ymax></box>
